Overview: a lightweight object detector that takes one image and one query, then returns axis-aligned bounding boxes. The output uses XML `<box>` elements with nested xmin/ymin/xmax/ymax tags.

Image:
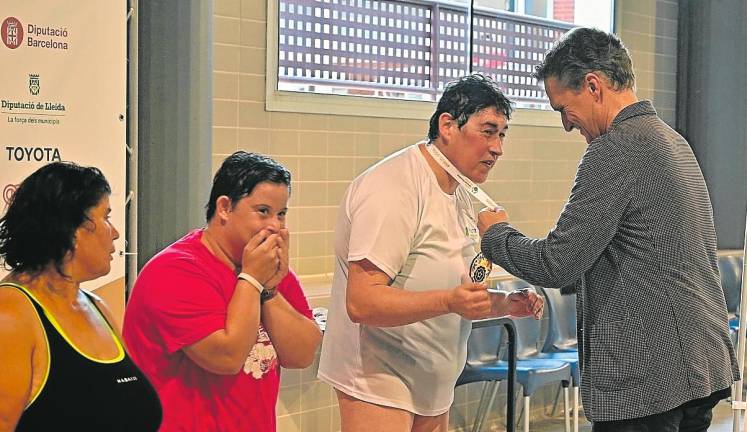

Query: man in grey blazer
<box><xmin>478</xmin><ymin>27</ymin><xmax>739</xmax><ymax>431</ymax></box>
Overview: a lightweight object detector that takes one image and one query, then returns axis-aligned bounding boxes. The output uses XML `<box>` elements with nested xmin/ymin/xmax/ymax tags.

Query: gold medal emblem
<box><xmin>469</xmin><ymin>252</ymin><xmax>492</xmax><ymax>283</ymax></box>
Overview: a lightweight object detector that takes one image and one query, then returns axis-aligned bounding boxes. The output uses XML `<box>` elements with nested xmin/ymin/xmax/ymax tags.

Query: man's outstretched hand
<box><xmin>478</xmin><ymin>207</ymin><xmax>509</xmax><ymax>236</ymax></box>
<box><xmin>491</xmin><ymin>288</ymin><xmax>544</xmax><ymax>319</ymax></box>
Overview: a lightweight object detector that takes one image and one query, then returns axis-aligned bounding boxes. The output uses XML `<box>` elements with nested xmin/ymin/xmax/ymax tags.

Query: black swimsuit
<box><xmin>5</xmin><ymin>283</ymin><xmax>162</xmax><ymax>431</ymax></box>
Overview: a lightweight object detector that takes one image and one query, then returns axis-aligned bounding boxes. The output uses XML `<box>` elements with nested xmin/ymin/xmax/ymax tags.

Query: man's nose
<box><xmin>489</xmin><ymin>138</ymin><xmax>503</xmax><ymax>158</ymax></box>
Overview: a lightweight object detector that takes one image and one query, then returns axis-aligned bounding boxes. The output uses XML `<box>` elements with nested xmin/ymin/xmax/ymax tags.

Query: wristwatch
<box><xmin>260</xmin><ymin>288</ymin><xmax>277</xmax><ymax>304</ymax></box>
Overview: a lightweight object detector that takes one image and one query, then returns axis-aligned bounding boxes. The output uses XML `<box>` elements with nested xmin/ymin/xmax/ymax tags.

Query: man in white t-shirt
<box><xmin>318</xmin><ymin>74</ymin><xmax>545</xmax><ymax>432</ymax></box>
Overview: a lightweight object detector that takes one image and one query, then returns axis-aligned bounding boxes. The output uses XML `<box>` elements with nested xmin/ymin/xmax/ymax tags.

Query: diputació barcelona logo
<box><xmin>2</xmin><ymin>17</ymin><xmax>24</xmax><ymax>49</ymax></box>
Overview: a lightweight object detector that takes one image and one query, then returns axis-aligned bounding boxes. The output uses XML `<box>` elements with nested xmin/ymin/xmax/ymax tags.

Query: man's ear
<box><xmin>215</xmin><ymin>195</ymin><xmax>233</xmax><ymax>222</ymax></box>
<box><xmin>438</xmin><ymin>112</ymin><xmax>455</xmax><ymax>139</ymax></box>
<box><xmin>584</xmin><ymin>73</ymin><xmax>603</xmax><ymax>100</ymax></box>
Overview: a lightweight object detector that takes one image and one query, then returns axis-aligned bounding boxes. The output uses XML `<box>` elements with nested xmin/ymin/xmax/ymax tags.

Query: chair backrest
<box><xmin>496</xmin><ymin>279</ymin><xmax>543</xmax><ymax>359</ymax></box>
<box><xmin>540</xmin><ymin>287</ymin><xmax>578</xmax><ymax>353</ymax></box>
<box><xmin>509</xmin><ymin>316</ymin><xmax>544</xmax><ymax>359</ymax></box>
<box><xmin>719</xmin><ymin>255</ymin><xmax>743</xmax><ymax>316</ymax></box>
<box><xmin>465</xmin><ymin>321</ymin><xmax>505</xmax><ymax>366</ymax></box>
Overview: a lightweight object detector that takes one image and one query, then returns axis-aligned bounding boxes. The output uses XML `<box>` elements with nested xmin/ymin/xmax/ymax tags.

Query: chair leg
<box><xmin>481</xmin><ymin>381</ymin><xmax>501</xmax><ymax>432</ymax></box>
<box><xmin>551</xmin><ymin>383</ymin><xmax>562</xmax><ymax>416</ymax></box>
<box><xmin>472</xmin><ymin>381</ymin><xmax>500</xmax><ymax>432</ymax></box>
<box><xmin>573</xmin><ymin>385</ymin><xmax>579</xmax><ymax>432</ymax></box>
<box><xmin>471</xmin><ymin>382</ymin><xmax>490</xmax><ymax>432</ymax></box>
<box><xmin>563</xmin><ymin>386</ymin><xmax>570</xmax><ymax>432</ymax></box>
<box><xmin>484</xmin><ymin>381</ymin><xmax>501</xmax><ymax>422</ymax></box>
<box><xmin>524</xmin><ymin>396</ymin><xmax>530</xmax><ymax>432</ymax></box>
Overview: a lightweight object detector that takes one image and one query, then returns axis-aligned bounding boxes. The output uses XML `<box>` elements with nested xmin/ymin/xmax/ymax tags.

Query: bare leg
<box><xmin>336</xmin><ymin>389</ymin><xmax>414</xmax><ymax>432</ymax></box>
<box><xmin>412</xmin><ymin>411</ymin><xmax>449</xmax><ymax>432</ymax></box>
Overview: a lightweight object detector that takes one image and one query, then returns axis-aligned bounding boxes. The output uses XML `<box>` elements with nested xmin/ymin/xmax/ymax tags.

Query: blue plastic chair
<box><xmin>541</xmin><ymin>288</ymin><xmax>578</xmax><ymax>353</ymax></box>
<box><xmin>511</xmin><ymin>315</ymin><xmax>575</xmax><ymax>432</ymax></box>
<box><xmin>457</xmin><ymin>279</ymin><xmax>572</xmax><ymax>432</ymax></box>
<box><xmin>718</xmin><ymin>255</ymin><xmax>743</xmax><ymax>333</ymax></box>
<box><xmin>456</xmin><ymin>320</ymin><xmax>513</xmax><ymax>432</ymax></box>
<box><xmin>498</xmin><ymin>279</ymin><xmax>579</xmax><ymax>432</ymax></box>
<box><xmin>539</xmin><ymin>287</ymin><xmax>581</xmax><ymax>432</ymax></box>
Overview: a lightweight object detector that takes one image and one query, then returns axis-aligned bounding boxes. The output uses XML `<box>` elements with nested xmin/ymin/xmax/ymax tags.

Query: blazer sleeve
<box><xmin>482</xmin><ymin>139</ymin><xmax>637</xmax><ymax>288</ymax></box>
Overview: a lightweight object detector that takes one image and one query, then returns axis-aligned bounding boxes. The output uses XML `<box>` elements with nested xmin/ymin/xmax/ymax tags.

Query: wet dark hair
<box><xmin>205</xmin><ymin>151</ymin><xmax>291</xmax><ymax>221</ymax></box>
<box><xmin>427</xmin><ymin>73</ymin><xmax>513</xmax><ymax>141</ymax></box>
<box><xmin>533</xmin><ymin>27</ymin><xmax>635</xmax><ymax>91</ymax></box>
<box><xmin>0</xmin><ymin>161</ymin><xmax>111</xmax><ymax>275</ymax></box>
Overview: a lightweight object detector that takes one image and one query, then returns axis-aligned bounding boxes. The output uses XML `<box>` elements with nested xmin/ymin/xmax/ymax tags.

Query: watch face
<box><xmin>469</xmin><ymin>252</ymin><xmax>492</xmax><ymax>283</ymax></box>
<box><xmin>260</xmin><ymin>288</ymin><xmax>277</xmax><ymax>304</ymax></box>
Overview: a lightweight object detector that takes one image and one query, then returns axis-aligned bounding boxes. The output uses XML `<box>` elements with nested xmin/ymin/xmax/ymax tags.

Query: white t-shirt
<box><xmin>318</xmin><ymin>144</ymin><xmax>480</xmax><ymax>416</ymax></box>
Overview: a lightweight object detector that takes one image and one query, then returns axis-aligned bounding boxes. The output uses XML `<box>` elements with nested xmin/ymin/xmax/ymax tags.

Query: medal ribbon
<box><xmin>423</xmin><ymin>141</ymin><xmax>503</xmax><ymax>211</ymax></box>
<box><xmin>422</xmin><ymin>141</ymin><xmax>498</xmax><ymax>283</ymax></box>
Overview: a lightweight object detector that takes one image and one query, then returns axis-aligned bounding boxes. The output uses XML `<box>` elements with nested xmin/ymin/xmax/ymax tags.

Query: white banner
<box><xmin>0</xmin><ymin>1</ymin><xmax>126</xmax><ymax>291</ymax></box>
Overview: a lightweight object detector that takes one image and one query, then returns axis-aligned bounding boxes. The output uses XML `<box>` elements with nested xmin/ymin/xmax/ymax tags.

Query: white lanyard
<box><xmin>423</xmin><ymin>141</ymin><xmax>503</xmax><ymax>211</ymax></box>
<box><xmin>422</xmin><ymin>141</ymin><xmax>496</xmax><ymax>283</ymax></box>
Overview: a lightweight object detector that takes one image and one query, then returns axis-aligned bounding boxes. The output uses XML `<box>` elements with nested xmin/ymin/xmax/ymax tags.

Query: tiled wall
<box><xmin>212</xmin><ymin>0</ymin><xmax>677</xmax><ymax>430</ymax></box>
<box><xmin>617</xmin><ymin>0</ymin><xmax>679</xmax><ymax>126</ymax></box>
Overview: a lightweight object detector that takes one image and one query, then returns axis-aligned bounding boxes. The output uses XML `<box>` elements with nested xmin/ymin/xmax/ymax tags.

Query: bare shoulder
<box><xmin>0</xmin><ymin>285</ymin><xmax>42</xmax><ymax>428</ymax></box>
<box><xmin>0</xmin><ymin>286</ymin><xmax>38</xmax><ymax>343</ymax></box>
<box><xmin>0</xmin><ymin>286</ymin><xmax>38</xmax><ymax>323</ymax></box>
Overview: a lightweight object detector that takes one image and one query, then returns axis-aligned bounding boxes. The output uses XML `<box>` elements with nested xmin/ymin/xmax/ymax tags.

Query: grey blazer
<box><xmin>482</xmin><ymin>101</ymin><xmax>739</xmax><ymax>422</ymax></box>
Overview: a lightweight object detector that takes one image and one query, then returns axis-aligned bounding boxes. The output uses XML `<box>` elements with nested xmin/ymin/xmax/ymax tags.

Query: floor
<box><xmin>520</xmin><ymin>399</ymin><xmax>739</xmax><ymax>432</ymax></box>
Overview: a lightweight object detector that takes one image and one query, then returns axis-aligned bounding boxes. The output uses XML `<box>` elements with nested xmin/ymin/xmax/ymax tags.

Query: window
<box><xmin>266</xmin><ymin>0</ymin><xmax>614</xmax><ymax>119</ymax></box>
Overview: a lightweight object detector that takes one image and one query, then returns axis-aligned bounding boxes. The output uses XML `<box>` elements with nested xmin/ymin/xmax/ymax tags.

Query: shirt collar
<box><xmin>610</xmin><ymin>100</ymin><xmax>657</xmax><ymax>128</ymax></box>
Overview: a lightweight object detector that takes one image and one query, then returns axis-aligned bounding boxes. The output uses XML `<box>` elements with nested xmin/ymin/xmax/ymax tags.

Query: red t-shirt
<box><xmin>123</xmin><ymin>229</ymin><xmax>313</xmax><ymax>431</ymax></box>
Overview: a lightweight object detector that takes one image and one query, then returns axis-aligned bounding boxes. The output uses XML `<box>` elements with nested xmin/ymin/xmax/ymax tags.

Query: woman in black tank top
<box><xmin>0</xmin><ymin>162</ymin><xmax>161</xmax><ymax>431</ymax></box>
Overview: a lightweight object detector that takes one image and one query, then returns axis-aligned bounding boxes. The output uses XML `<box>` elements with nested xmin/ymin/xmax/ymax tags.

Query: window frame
<box><xmin>264</xmin><ymin>0</ymin><xmax>566</xmax><ymax>127</ymax></box>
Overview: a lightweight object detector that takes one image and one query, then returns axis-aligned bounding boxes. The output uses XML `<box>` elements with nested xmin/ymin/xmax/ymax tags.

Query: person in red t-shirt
<box><xmin>123</xmin><ymin>152</ymin><xmax>322</xmax><ymax>431</ymax></box>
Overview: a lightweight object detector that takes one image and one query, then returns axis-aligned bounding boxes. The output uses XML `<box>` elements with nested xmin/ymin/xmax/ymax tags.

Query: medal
<box><xmin>469</xmin><ymin>252</ymin><xmax>492</xmax><ymax>283</ymax></box>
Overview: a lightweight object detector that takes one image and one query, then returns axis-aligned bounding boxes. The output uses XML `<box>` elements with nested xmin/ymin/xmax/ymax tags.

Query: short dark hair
<box><xmin>0</xmin><ymin>162</ymin><xmax>111</xmax><ymax>275</ymax></box>
<box><xmin>533</xmin><ymin>27</ymin><xmax>635</xmax><ymax>91</ymax></box>
<box><xmin>427</xmin><ymin>74</ymin><xmax>513</xmax><ymax>141</ymax></box>
<box><xmin>205</xmin><ymin>151</ymin><xmax>291</xmax><ymax>221</ymax></box>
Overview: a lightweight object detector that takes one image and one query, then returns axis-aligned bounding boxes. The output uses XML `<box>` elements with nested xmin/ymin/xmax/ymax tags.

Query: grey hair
<box><xmin>533</xmin><ymin>27</ymin><xmax>635</xmax><ymax>91</ymax></box>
